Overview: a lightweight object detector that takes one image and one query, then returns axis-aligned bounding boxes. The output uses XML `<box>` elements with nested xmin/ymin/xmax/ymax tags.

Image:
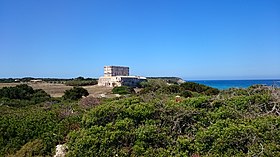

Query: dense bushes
<box><xmin>139</xmin><ymin>80</ymin><xmax>219</xmax><ymax>97</ymax></box>
<box><xmin>112</xmin><ymin>86</ymin><xmax>135</xmax><ymax>95</ymax></box>
<box><xmin>179</xmin><ymin>82</ymin><xmax>219</xmax><ymax>95</ymax></box>
<box><xmin>66</xmin><ymin>87</ymin><xmax>280</xmax><ymax>156</ymax></box>
<box><xmin>1</xmin><ymin>82</ymin><xmax>279</xmax><ymax>156</ymax></box>
<box><xmin>63</xmin><ymin>87</ymin><xmax>89</xmax><ymax>100</ymax></box>
<box><xmin>0</xmin><ymin>84</ymin><xmax>35</xmax><ymax>99</ymax></box>
<box><xmin>0</xmin><ymin>103</ymin><xmax>83</xmax><ymax>156</ymax></box>
<box><xmin>0</xmin><ymin>85</ymin><xmax>90</xmax><ymax>156</ymax></box>
<box><xmin>0</xmin><ymin>84</ymin><xmax>50</xmax><ymax>107</ymax></box>
<box><xmin>0</xmin><ymin>110</ymin><xmax>58</xmax><ymax>156</ymax></box>
<box><xmin>0</xmin><ymin>93</ymin><xmax>88</xmax><ymax>157</ymax></box>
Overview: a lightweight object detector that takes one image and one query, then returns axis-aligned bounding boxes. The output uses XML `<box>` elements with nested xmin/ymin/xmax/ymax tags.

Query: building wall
<box><xmin>104</xmin><ymin>66</ymin><xmax>129</xmax><ymax>77</ymax></box>
<box><xmin>98</xmin><ymin>76</ymin><xmax>146</xmax><ymax>87</ymax></box>
<box><xmin>99</xmin><ymin>66</ymin><xmax>146</xmax><ymax>87</ymax></box>
<box><xmin>98</xmin><ymin>77</ymin><xmax>116</xmax><ymax>87</ymax></box>
<box><xmin>121</xmin><ymin>77</ymin><xmax>142</xmax><ymax>87</ymax></box>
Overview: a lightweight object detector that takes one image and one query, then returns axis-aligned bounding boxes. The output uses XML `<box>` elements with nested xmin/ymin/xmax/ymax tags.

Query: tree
<box><xmin>63</xmin><ymin>87</ymin><xmax>89</xmax><ymax>100</ymax></box>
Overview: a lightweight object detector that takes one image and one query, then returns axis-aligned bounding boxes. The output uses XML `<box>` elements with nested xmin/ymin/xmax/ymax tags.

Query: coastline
<box><xmin>189</xmin><ymin>79</ymin><xmax>280</xmax><ymax>90</ymax></box>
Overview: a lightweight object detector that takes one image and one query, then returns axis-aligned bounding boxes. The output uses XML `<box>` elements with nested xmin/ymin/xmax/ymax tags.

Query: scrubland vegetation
<box><xmin>0</xmin><ymin>80</ymin><xmax>279</xmax><ymax>156</ymax></box>
<box><xmin>0</xmin><ymin>77</ymin><xmax>98</xmax><ymax>86</ymax></box>
<box><xmin>64</xmin><ymin>77</ymin><xmax>98</xmax><ymax>86</ymax></box>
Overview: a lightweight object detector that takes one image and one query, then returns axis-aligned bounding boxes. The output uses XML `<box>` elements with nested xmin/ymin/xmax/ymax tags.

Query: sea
<box><xmin>188</xmin><ymin>80</ymin><xmax>280</xmax><ymax>90</ymax></box>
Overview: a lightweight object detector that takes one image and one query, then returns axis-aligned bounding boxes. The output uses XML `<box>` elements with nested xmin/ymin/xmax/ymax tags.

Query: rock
<box><xmin>115</xmin><ymin>94</ymin><xmax>121</xmax><ymax>97</ymax></box>
<box><xmin>177</xmin><ymin>79</ymin><xmax>186</xmax><ymax>84</ymax></box>
<box><xmin>54</xmin><ymin>144</ymin><xmax>67</xmax><ymax>157</ymax></box>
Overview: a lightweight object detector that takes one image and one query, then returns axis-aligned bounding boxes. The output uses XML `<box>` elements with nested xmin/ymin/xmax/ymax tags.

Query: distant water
<box><xmin>189</xmin><ymin>80</ymin><xmax>280</xmax><ymax>90</ymax></box>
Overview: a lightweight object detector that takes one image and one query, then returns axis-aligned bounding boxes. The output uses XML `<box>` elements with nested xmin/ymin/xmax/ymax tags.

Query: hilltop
<box><xmin>146</xmin><ymin>77</ymin><xmax>186</xmax><ymax>84</ymax></box>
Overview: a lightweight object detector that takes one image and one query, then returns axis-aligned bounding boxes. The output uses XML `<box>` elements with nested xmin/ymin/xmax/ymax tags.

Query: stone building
<box><xmin>98</xmin><ymin>66</ymin><xmax>146</xmax><ymax>87</ymax></box>
<box><xmin>104</xmin><ymin>66</ymin><xmax>129</xmax><ymax>77</ymax></box>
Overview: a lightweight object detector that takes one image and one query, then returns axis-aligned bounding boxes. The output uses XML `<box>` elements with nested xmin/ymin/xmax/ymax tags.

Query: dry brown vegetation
<box><xmin>0</xmin><ymin>83</ymin><xmax>113</xmax><ymax>97</ymax></box>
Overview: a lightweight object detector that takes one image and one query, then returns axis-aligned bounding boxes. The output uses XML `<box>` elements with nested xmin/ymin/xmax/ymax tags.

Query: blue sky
<box><xmin>0</xmin><ymin>0</ymin><xmax>279</xmax><ymax>80</ymax></box>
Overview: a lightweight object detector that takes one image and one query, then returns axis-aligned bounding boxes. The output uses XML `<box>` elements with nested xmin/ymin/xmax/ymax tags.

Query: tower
<box><xmin>104</xmin><ymin>66</ymin><xmax>129</xmax><ymax>77</ymax></box>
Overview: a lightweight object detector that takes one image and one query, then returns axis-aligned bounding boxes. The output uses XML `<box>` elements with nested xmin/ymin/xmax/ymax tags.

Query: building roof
<box><xmin>104</xmin><ymin>65</ymin><xmax>129</xmax><ymax>68</ymax></box>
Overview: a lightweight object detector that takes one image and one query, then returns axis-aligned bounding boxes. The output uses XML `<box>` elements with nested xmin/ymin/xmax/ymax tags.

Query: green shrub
<box><xmin>0</xmin><ymin>84</ymin><xmax>34</xmax><ymax>100</ymax></box>
<box><xmin>180</xmin><ymin>90</ymin><xmax>193</xmax><ymax>97</ymax></box>
<box><xmin>139</xmin><ymin>81</ymin><xmax>219</xmax><ymax>96</ymax></box>
<box><xmin>180</xmin><ymin>82</ymin><xmax>219</xmax><ymax>95</ymax></box>
<box><xmin>10</xmin><ymin>139</ymin><xmax>45</xmax><ymax>157</ymax></box>
<box><xmin>0</xmin><ymin>102</ymin><xmax>83</xmax><ymax>156</ymax></box>
<box><xmin>159</xmin><ymin>84</ymin><xmax>180</xmax><ymax>94</ymax></box>
<box><xmin>2</xmin><ymin>82</ymin><xmax>280</xmax><ymax>156</ymax></box>
<box><xmin>66</xmin><ymin>87</ymin><xmax>280</xmax><ymax>156</ymax></box>
<box><xmin>0</xmin><ymin>85</ymin><xmax>50</xmax><ymax>107</ymax></box>
<box><xmin>63</xmin><ymin>87</ymin><xmax>89</xmax><ymax>100</ymax></box>
<box><xmin>0</xmin><ymin>110</ymin><xmax>59</xmax><ymax>156</ymax></box>
<box><xmin>112</xmin><ymin>86</ymin><xmax>135</xmax><ymax>95</ymax></box>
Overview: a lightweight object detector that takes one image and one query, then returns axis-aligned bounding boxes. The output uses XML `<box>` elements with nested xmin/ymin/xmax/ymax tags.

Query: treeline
<box><xmin>0</xmin><ymin>77</ymin><xmax>98</xmax><ymax>86</ymax></box>
<box><xmin>64</xmin><ymin>77</ymin><xmax>98</xmax><ymax>86</ymax></box>
<box><xmin>0</xmin><ymin>77</ymin><xmax>70</xmax><ymax>83</ymax></box>
<box><xmin>0</xmin><ymin>78</ymin><xmax>18</xmax><ymax>83</ymax></box>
